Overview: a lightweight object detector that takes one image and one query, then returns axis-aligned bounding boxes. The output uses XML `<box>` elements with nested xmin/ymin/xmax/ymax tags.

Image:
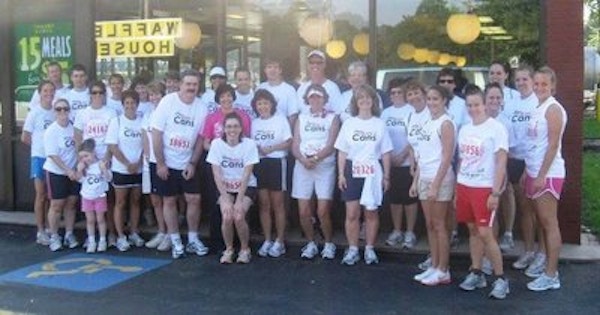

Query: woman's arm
<box><xmin>430</xmin><ymin>121</ymin><xmax>455</xmax><ymax>197</ymax></box>
<box><xmin>316</xmin><ymin>116</ymin><xmax>340</xmax><ymax>160</ymax></box>
<box><xmin>536</xmin><ymin>104</ymin><xmax>564</xmax><ymax>180</ymax></box>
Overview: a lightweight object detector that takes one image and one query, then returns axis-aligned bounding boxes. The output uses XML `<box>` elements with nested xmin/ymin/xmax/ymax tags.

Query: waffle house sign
<box><xmin>95</xmin><ymin>18</ymin><xmax>182</xmax><ymax>58</ymax></box>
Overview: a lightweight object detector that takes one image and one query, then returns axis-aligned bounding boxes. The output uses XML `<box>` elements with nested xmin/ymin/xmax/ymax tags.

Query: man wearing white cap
<box><xmin>201</xmin><ymin>66</ymin><xmax>227</xmax><ymax>114</ymax></box>
<box><xmin>296</xmin><ymin>50</ymin><xmax>342</xmax><ymax>115</ymax></box>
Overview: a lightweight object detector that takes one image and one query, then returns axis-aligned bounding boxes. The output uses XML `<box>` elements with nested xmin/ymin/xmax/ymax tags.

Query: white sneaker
<box><xmin>489</xmin><ymin>278</ymin><xmax>510</xmax><ymax>299</ymax></box>
<box><xmin>268</xmin><ymin>241</ymin><xmax>286</xmax><ymax>257</ymax></box>
<box><xmin>86</xmin><ymin>241</ymin><xmax>97</xmax><ymax>253</ymax></box>
<box><xmin>300</xmin><ymin>241</ymin><xmax>319</xmax><ymax>259</ymax></box>
<box><xmin>97</xmin><ymin>239</ymin><xmax>107</xmax><ymax>252</ymax></box>
<box><xmin>236</xmin><ymin>249</ymin><xmax>252</xmax><ymax>264</ymax></box>
<box><xmin>116</xmin><ymin>236</ymin><xmax>131</xmax><ymax>252</ymax></box>
<box><xmin>459</xmin><ymin>272</ymin><xmax>487</xmax><ymax>291</ymax></box>
<box><xmin>527</xmin><ymin>272</ymin><xmax>561</xmax><ymax>291</ymax></box>
<box><xmin>418</xmin><ymin>256</ymin><xmax>432</xmax><ymax>271</ymax></box>
<box><xmin>421</xmin><ymin>269</ymin><xmax>451</xmax><ymax>286</ymax></box>
<box><xmin>36</xmin><ymin>231</ymin><xmax>51</xmax><ymax>245</ymax></box>
<box><xmin>49</xmin><ymin>235</ymin><xmax>62</xmax><ymax>252</ymax></box>
<box><xmin>321</xmin><ymin>242</ymin><xmax>336</xmax><ymax>260</ymax></box>
<box><xmin>499</xmin><ymin>233</ymin><xmax>515</xmax><ymax>251</ymax></box>
<box><xmin>341</xmin><ymin>248</ymin><xmax>360</xmax><ymax>265</ymax></box>
<box><xmin>364</xmin><ymin>247</ymin><xmax>379</xmax><ymax>265</ymax></box>
<box><xmin>186</xmin><ymin>240</ymin><xmax>209</xmax><ymax>256</ymax></box>
<box><xmin>157</xmin><ymin>236</ymin><xmax>172</xmax><ymax>251</ymax></box>
<box><xmin>414</xmin><ymin>267</ymin><xmax>435</xmax><ymax>282</ymax></box>
<box><xmin>145</xmin><ymin>233</ymin><xmax>166</xmax><ymax>249</ymax></box>
<box><xmin>402</xmin><ymin>231</ymin><xmax>417</xmax><ymax>249</ymax></box>
<box><xmin>171</xmin><ymin>239</ymin><xmax>185</xmax><ymax>259</ymax></box>
<box><xmin>512</xmin><ymin>251</ymin><xmax>536</xmax><ymax>270</ymax></box>
<box><xmin>385</xmin><ymin>231</ymin><xmax>404</xmax><ymax>246</ymax></box>
<box><xmin>257</xmin><ymin>240</ymin><xmax>273</xmax><ymax>257</ymax></box>
<box><xmin>525</xmin><ymin>253</ymin><xmax>547</xmax><ymax>278</ymax></box>
<box><xmin>63</xmin><ymin>234</ymin><xmax>79</xmax><ymax>249</ymax></box>
<box><xmin>128</xmin><ymin>233</ymin><xmax>145</xmax><ymax>247</ymax></box>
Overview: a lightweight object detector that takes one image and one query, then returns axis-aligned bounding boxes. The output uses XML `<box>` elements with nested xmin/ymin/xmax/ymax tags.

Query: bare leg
<box><xmin>128</xmin><ymin>187</ymin><xmax>142</xmax><ymax>233</ymax></box>
<box><xmin>298</xmin><ymin>199</ymin><xmax>314</xmax><ymax>242</ymax></box>
<box><xmin>151</xmin><ymin>194</ymin><xmax>166</xmax><ymax>233</ymax></box>
<box><xmin>345</xmin><ymin>201</ymin><xmax>361</xmax><ymax>247</ymax></box>
<box><xmin>421</xmin><ymin>200</ymin><xmax>438</xmax><ymax>267</ymax></box>
<box><xmin>34</xmin><ymin>179</ymin><xmax>48</xmax><ymax>233</ymax></box>
<box><xmin>185</xmin><ymin>193</ymin><xmax>201</xmax><ymax>233</ymax></box>
<box><xmin>258</xmin><ymin>189</ymin><xmax>272</xmax><ymax>241</ymax></box>
<box><xmin>271</xmin><ymin>191</ymin><xmax>286</xmax><ymax>243</ymax></box>
<box><xmin>534</xmin><ymin>193</ymin><xmax>561</xmax><ymax>276</ymax></box>
<box><xmin>432</xmin><ymin>201</ymin><xmax>450</xmax><ymax>271</ymax></box>
<box><xmin>233</xmin><ymin>197</ymin><xmax>253</xmax><ymax>251</ymax></box>
<box><xmin>364</xmin><ymin>210</ymin><xmax>379</xmax><ymax>247</ymax></box>
<box><xmin>114</xmin><ymin>188</ymin><xmax>129</xmax><ymax>238</ymax></box>
<box><xmin>316</xmin><ymin>199</ymin><xmax>332</xmax><ymax>242</ymax></box>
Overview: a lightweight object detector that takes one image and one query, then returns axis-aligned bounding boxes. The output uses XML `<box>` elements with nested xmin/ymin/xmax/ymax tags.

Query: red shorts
<box><xmin>455</xmin><ymin>184</ymin><xmax>496</xmax><ymax>227</ymax></box>
<box><xmin>81</xmin><ymin>197</ymin><xmax>108</xmax><ymax>213</ymax></box>
<box><xmin>524</xmin><ymin>175</ymin><xmax>564</xmax><ymax>200</ymax></box>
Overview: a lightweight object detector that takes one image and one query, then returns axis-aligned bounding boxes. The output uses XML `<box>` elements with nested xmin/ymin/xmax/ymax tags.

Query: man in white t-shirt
<box><xmin>339</xmin><ymin>61</ymin><xmax>383</xmax><ymax>122</ymax></box>
<box><xmin>234</xmin><ymin>68</ymin><xmax>256</xmax><ymax>119</ymax></box>
<box><xmin>296</xmin><ymin>50</ymin><xmax>342</xmax><ymax>115</ymax></box>
<box><xmin>200</xmin><ymin>66</ymin><xmax>227</xmax><ymax>114</ymax></box>
<box><xmin>151</xmin><ymin>69</ymin><xmax>208</xmax><ymax>259</ymax></box>
<box><xmin>257</xmin><ymin>58</ymin><xmax>299</xmax><ymax>126</ymax></box>
<box><xmin>105</xmin><ymin>73</ymin><xmax>125</xmax><ymax>116</ymax></box>
<box><xmin>29</xmin><ymin>61</ymin><xmax>69</xmax><ymax>110</ymax></box>
<box><xmin>63</xmin><ymin>64</ymin><xmax>90</xmax><ymax>122</ymax></box>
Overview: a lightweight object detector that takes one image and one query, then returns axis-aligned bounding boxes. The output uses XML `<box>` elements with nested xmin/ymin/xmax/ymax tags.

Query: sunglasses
<box><xmin>91</xmin><ymin>90</ymin><xmax>105</xmax><ymax>95</ymax></box>
<box><xmin>438</xmin><ymin>79</ymin><xmax>454</xmax><ymax>84</ymax></box>
<box><xmin>55</xmin><ymin>107</ymin><xmax>70</xmax><ymax>112</ymax></box>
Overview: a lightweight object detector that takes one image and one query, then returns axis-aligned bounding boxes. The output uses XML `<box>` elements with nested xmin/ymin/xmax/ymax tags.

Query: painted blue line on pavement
<box><xmin>0</xmin><ymin>253</ymin><xmax>171</xmax><ymax>292</ymax></box>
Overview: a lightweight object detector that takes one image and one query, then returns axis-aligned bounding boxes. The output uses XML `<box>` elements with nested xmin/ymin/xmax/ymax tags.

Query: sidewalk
<box><xmin>2</xmin><ymin>210</ymin><xmax>599</xmax><ymax>262</ymax></box>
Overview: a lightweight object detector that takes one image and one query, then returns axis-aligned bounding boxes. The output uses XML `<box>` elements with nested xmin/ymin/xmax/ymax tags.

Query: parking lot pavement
<box><xmin>1</xmin><ymin>224</ymin><xmax>599</xmax><ymax>314</ymax></box>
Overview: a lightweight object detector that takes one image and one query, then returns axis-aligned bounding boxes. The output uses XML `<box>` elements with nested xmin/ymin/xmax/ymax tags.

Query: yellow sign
<box><xmin>95</xmin><ymin>18</ymin><xmax>182</xmax><ymax>58</ymax></box>
<box><xmin>26</xmin><ymin>257</ymin><xmax>142</xmax><ymax>278</ymax></box>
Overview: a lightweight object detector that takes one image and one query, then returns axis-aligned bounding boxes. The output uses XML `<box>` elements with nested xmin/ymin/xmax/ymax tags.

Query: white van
<box><xmin>376</xmin><ymin>66</ymin><xmax>488</xmax><ymax>91</ymax></box>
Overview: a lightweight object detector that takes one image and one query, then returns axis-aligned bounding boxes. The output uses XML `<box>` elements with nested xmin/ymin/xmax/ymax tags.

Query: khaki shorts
<box><xmin>418</xmin><ymin>172</ymin><xmax>455</xmax><ymax>202</ymax></box>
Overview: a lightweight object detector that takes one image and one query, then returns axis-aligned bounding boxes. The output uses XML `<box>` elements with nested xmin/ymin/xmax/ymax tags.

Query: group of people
<box><xmin>22</xmin><ymin>50</ymin><xmax>567</xmax><ymax>299</ymax></box>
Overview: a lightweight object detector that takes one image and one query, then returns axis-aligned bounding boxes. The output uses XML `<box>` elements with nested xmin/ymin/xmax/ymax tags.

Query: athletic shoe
<box><xmin>499</xmin><ymin>233</ymin><xmax>515</xmax><ymax>251</ymax></box>
<box><xmin>36</xmin><ymin>231</ymin><xmax>51</xmax><ymax>245</ymax></box>
<box><xmin>145</xmin><ymin>234</ymin><xmax>166</xmax><ymax>249</ymax></box>
<box><xmin>268</xmin><ymin>241</ymin><xmax>286</xmax><ymax>258</ymax></box>
<box><xmin>525</xmin><ymin>253</ymin><xmax>546</xmax><ymax>278</ymax></box>
<box><xmin>108</xmin><ymin>234</ymin><xmax>117</xmax><ymax>248</ymax></box>
<box><xmin>321</xmin><ymin>242</ymin><xmax>336</xmax><ymax>260</ymax></box>
<box><xmin>236</xmin><ymin>249</ymin><xmax>251</xmax><ymax>264</ymax></box>
<box><xmin>49</xmin><ymin>235</ymin><xmax>62</xmax><ymax>252</ymax></box>
<box><xmin>421</xmin><ymin>269</ymin><xmax>451</xmax><ymax>286</ymax></box>
<box><xmin>97</xmin><ymin>239</ymin><xmax>107</xmax><ymax>252</ymax></box>
<box><xmin>86</xmin><ymin>241</ymin><xmax>97</xmax><ymax>254</ymax></box>
<box><xmin>459</xmin><ymin>272</ymin><xmax>487</xmax><ymax>291</ymax></box>
<box><xmin>450</xmin><ymin>231</ymin><xmax>460</xmax><ymax>249</ymax></box>
<box><xmin>171</xmin><ymin>239</ymin><xmax>185</xmax><ymax>259</ymax></box>
<box><xmin>403</xmin><ymin>232</ymin><xmax>417</xmax><ymax>249</ymax></box>
<box><xmin>128</xmin><ymin>233</ymin><xmax>145</xmax><ymax>247</ymax></box>
<box><xmin>482</xmin><ymin>257</ymin><xmax>493</xmax><ymax>276</ymax></box>
<box><xmin>418</xmin><ymin>256</ymin><xmax>432</xmax><ymax>271</ymax></box>
<box><xmin>116</xmin><ymin>236</ymin><xmax>131</xmax><ymax>252</ymax></box>
<box><xmin>414</xmin><ymin>267</ymin><xmax>435</xmax><ymax>282</ymax></box>
<box><xmin>364</xmin><ymin>247</ymin><xmax>379</xmax><ymax>265</ymax></box>
<box><xmin>385</xmin><ymin>231</ymin><xmax>404</xmax><ymax>246</ymax></box>
<box><xmin>527</xmin><ymin>273</ymin><xmax>561</xmax><ymax>291</ymax></box>
<box><xmin>300</xmin><ymin>241</ymin><xmax>319</xmax><ymax>259</ymax></box>
<box><xmin>186</xmin><ymin>240</ymin><xmax>209</xmax><ymax>256</ymax></box>
<box><xmin>257</xmin><ymin>240</ymin><xmax>273</xmax><ymax>257</ymax></box>
<box><xmin>220</xmin><ymin>249</ymin><xmax>234</xmax><ymax>264</ymax></box>
<box><xmin>341</xmin><ymin>248</ymin><xmax>360</xmax><ymax>266</ymax></box>
<box><xmin>63</xmin><ymin>234</ymin><xmax>79</xmax><ymax>249</ymax></box>
<box><xmin>489</xmin><ymin>278</ymin><xmax>510</xmax><ymax>299</ymax></box>
<box><xmin>512</xmin><ymin>251</ymin><xmax>536</xmax><ymax>270</ymax></box>
<box><xmin>157</xmin><ymin>236</ymin><xmax>171</xmax><ymax>251</ymax></box>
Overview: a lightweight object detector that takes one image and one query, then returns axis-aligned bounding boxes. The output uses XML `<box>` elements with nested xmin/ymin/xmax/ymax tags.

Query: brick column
<box><xmin>543</xmin><ymin>0</ymin><xmax>583</xmax><ymax>244</ymax></box>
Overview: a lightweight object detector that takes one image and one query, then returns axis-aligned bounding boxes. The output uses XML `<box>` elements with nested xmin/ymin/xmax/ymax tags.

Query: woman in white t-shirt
<box><xmin>409</xmin><ymin>85</ymin><xmax>455</xmax><ymax>286</ymax></box>
<box><xmin>456</xmin><ymin>87</ymin><xmax>510</xmax><ymax>299</ymax></box>
<box><xmin>106</xmin><ymin>90</ymin><xmax>145</xmax><ymax>251</ymax></box>
<box><xmin>207</xmin><ymin>112</ymin><xmax>260</xmax><ymax>264</ymax></box>
<box><xmin>251</xmin><ymin>90</ymin><xmax>292</xmax><ymax>258</ymax></box>
<box><xmin>22</xmin><ymin>81</ymin><xmax>56</xmax><ymax>245</ymax></box>
<box><xmin>524</xmin><ymin>67</ymin><xmax>567</xmax><ymax>292</ymax></box>
<box><xmin>335</xmin><ymin>84</ymin><xmax>392</xmax><ymax>266</ymax></box>
<box><xmin>43</xmin><ymin>98</ymin><xmax>80</xmax><ymax>252</ymax></box>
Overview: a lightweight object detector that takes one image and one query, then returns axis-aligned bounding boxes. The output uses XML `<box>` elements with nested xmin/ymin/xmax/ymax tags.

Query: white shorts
<box><xmin>291</xmin><ymin>161</ymin><xmax>335</xmax><ymax>200</ymax></box>
<box><xmin>142</xmin><ymin>165</ymin><xmax>151</xmax><ymax>194</ymax></box>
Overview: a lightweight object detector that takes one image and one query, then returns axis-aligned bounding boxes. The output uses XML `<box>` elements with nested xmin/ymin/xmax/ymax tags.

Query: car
<box><xmin>376</xmin><ymin>66</ymin><xmax>488</xmax><ymax>92</ymax></box>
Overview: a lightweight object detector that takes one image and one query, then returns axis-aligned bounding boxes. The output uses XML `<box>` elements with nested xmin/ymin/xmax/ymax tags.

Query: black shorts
<box><xmin>340</xmin><ymin>160</ymin><xmax>366</xmax><ymax>202</ymax></box>
<box><xmin>150</xmin><ymin>162</ymin><xmax>201</xmax><ymax>197</ymax></box>
<box><xmin>45</xmin><ymin>171</ymin><xmax>81</xmax><ymax>200</ymax></box>
<box><xmin>507</xmin><ymin>158</ymin><xmax>525</xmax><ymax>184</ymax></box>
<box><xmin>254</xmin><ymin>157</ymin><xmax>287</xmax><ymax>191</ymax></box>
<box><xmin>112</xmin><ymin>172</ymin><xmax>142</xmax><ymax>188</ymax></box>
<box><xmin>385</xmin><ymin>166</ymin><xmax>418</xmax><ymax>205</ymax></box>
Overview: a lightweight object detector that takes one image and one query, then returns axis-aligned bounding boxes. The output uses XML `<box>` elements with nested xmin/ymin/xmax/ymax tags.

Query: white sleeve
<box><xmin>245</xmin><ymin>140</ymin><xmax>260</xmax><ymax>165</ymax></box>
<box><xmin>334</xmin><ymin>123</ymin><xmax>349</xmax><ymax>153</ymax></box>
<box><xmin>150</xmin><ymin>100</ymin><xmax>168</xmax><ymax>132</ymax></box>
<box><xmin>105</xmin><ymin>117</ymin><xmax>119</xmax><ymax>145</ymax></box>
<box><xmin>44</xmin><ymin>127</ymin><xmax>59</xmax><ymax>156</ymax></box>
<box><xmin>23</xmin><ymin>110</ymin><xmax>36</xmax><ymax>133</ymax></box>
<box><xmin>28</xmin><ymin>90</ymin><xmax>41</xmax><ymax>110</ymax></box>
<box><xmin>281</xmin><ymin>117</ymin><xmax>292</xmax><ymax>141</ymax></box>
<box><xmin>205</xmin><ymin>140</ymin><xmax>221</xmax><ymax>165</ymax></box>
<box><xmin>495</xmin><ymin>122</ymin><xmax>509</xmax><ymax>152</ymax></box>
<box><xmin>380</xmin><ymin>124</ymin><xmax>394</xmax><ymax>154</ymax></box>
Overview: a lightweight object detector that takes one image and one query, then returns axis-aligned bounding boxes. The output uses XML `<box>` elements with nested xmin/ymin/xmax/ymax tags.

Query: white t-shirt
<box><xmin>251</xmin><ymin>115</ymin><xmax>292</xmax><ymax>158</ymax></box>
<box><xmin>334</xmin><ymin>116</ymin><xmax>393</xmax><ymax>163</ymax></box>
<box><xmin>206</xmin><ymin>137</ymin><xmax>260</xmax><ymax>191</ymax></box>
<box><xmin>257</xmin><ymin>81</ymin><xmax>299</xmax><ymax>118</ymax></box>
<box><xmin>28</xmin><ymin>86</ymin><xmax>69</xmax><ymax>111</ymax></box>
<box><xmin>137</xmin><ymin>101</ymin><xmax>154</xmax><ymax>119</ymax></box>
<box><xmin>79</xmin><ymin>161</ymin><xmax>110</xmax><ymax>199</ymax></box>
<box><xmin>296</xmin><ymin>111</ymin><xmax>337</xmax><ymax>164</ymax></box>
<box><xmin>406</xmin><ymin>107</ymin><xmax>432</xmax><ymax>152</ymax></box>
<box><xmin>235</xmin><ymin>90</ymin><xmax>256</xmax><ymax>119</ymax></box>
<box><xmin>503</xmin><ymin>86</ymin><xmax>519</xmax><ymax>103</ymax></box>
<box><xmin>105</xmin><ymin>114</ymin><xmax>144</xmax><ymax>174</ymax></box>
<box><xmin>296</xmin><ymin>79</ymin><xmax>342</xmax><ymax>114</ymax></box>
<box><xmin>447</xmin><ymin>95</ymin><xmax>469</xmax><ymax>131</ymax></box>
<box><xmin>150</xmin><ymin>93</ymin><xmax>207</xmax><ymax>170</ymax></box>
<box><xmin>23</xmin><ymin>106</ymin><xmax>55</xmax><ymax>157</ymax></box>
<box><xmin>141</xmin><ymin>106</ymin><xmax>157</xmax><ymax>164</ymax></box>
<box><xmin>525</xmin><ymin>96</ymin><xmax>567</xmax><ymax>178</ymax></box>
<box><xmin>411</xmin><ymin>113</ymin><xmax>454</xmax><ymax>180</ymax></box>
<box><xmin>502</xmin><ymin>92</ymin><xmax>537</xmax><ymax>160</ymax></box>
<box><xmin>106</xmin><ymin>97</ymin><xmax>124</xmax><ymax>116</ymax></box>
<box><xmin>457</xmin><ymin>117</ymin><xmax>508</xmax><ymax>187</ymax></box>
<box><xmin>63</xmin><ymin>88</ymin><xmax>90</xmax><ymax>122</ymax></box>
<box><xmin>74</xmin><ymin>106</ymin><xmax>117</xmax><ymax>160</ymax></box>
<box><xmin>338</xmin><ymin>89</ymin><xmax>384</xmax><ymax>123</ymax></box>
<box><xmin>381</xmin><ymin>104</ymin><xmax>414</xmax><ymax>167</ymax></box>
<box><xmin>200</xmin><ymin>89</ymin><xmax>219</xmax><ymax>114</ymax></box>
<box><xmin>43</xmin><ymin>121</ymin><xmax>77</xmax><ymax>175</ymax></box>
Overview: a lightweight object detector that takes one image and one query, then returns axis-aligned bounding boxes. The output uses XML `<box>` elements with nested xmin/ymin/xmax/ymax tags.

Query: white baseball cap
<box><xmin>307</xmin><ymin>49</ymin><xmax>326</xmax><ymax>60</ymax></box>
<box><xmin>209</xmin><ymin>66</ymin><xmax>226</xmax><ymax>78</ymax></box>
<box><xmin>307</xmin><ymin>88</ymin><xmax>325</xmax><ymax>98</ymax></box>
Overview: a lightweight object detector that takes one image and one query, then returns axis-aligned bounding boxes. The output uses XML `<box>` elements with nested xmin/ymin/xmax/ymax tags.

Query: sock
<box><xmin>99</xmin><ymin>236</ymin><xmax>106</xmax><ymax>242</ymax></box>
<box><xmin>188</xmin><ymin>232</ymin><xmax>199</xmax><ymax>243</ymax></box>
<box><xmin>170</xmin><ymin>233</ymin><xmax>181</xmax><ymax>244</ymax></box>
<box><xmin>504</xmin><ymin>231</ymin><xmax>513</xmax><ymax>237</ymax></box>
<box><xmin>365</xmin><ymin>245</ymin><xmax>374</xmax><ymax>251</ymax></box>
<box><xmin>88</xmin><ymin>235</ymin><xmax>95</xmax><ymax>243</ymax></box>
<box><xmin>349</xmin><ymin>245</ymin><xmax>359</xmax><ymax>252</ymax></box>
<box><xmin>65</xmin><ymin>231</ymin><xmax>73</xmax><ymax>238</ymax></box>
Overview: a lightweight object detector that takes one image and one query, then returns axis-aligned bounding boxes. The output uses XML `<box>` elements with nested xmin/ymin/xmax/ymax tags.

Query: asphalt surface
<box><xmin>0</xmin><ymin>225</ymin><xmax>599</xmax><ymax>315</ymax></box>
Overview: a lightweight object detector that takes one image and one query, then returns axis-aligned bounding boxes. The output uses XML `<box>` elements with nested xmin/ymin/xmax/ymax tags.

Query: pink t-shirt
<box><xmin>200</xmin><ymin>108</ymin><xmax>251</xmax><ymax>142</ymax></box>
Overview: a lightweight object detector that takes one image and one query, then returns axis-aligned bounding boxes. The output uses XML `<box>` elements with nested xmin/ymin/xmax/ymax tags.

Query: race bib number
<box><xmin>352</xmin><ymin>161</ymin><xmax>375</xmax><ymax>178</ymax></box>
<box><xmin>167</xmin><ymin>134</ymin><xmax>191</xmax><ymax>151</ymax></box>
<box><xmin>224</xmin><ymin>179</ymin><xmax>242</xmax><ymax>193</ymax></box>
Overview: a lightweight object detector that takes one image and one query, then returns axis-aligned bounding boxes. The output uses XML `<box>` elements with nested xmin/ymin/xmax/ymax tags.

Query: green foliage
<box><xmin>584</xmin><ymin>117</ymin><xmax>600</xmax><ymax>138</ymax></box>
<box><xmin>583</xmin><ymin>152</ymin><xmax>600</xmax><ymax>234</ymax></box>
